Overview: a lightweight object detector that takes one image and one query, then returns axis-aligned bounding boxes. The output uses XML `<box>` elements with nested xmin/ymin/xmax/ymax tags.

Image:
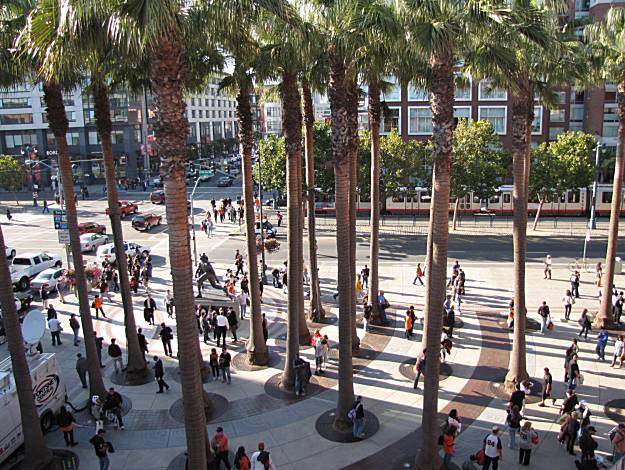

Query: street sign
<box><xmin>58</xmin><ymin>230</ymin><xmax>70</xmax><ymax>244</ymax></box>
<box><xmin>199</xmin><ymin>169</ymin><xmax>214</xmax><ymax>178</ymax></box>
<box><xmin>53</xmin><ymin>209</ymin><xmax>68</xmax><ymax>230</ymax></box>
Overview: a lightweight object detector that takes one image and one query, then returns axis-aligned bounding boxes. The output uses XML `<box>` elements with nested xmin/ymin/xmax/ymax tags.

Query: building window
<box><xmin>111</xmin><ymin>108</ymin><xmax>128</xmax><ymax>123</ymax></box>
<box><xmin>604</xmin><ymin>104</ymin><xmax>618</xmax><ymax>123</ymax></box>
<box><xmin>478</xmin><ymin>106</ymin><xmax>507</xmax><ymax>134</ymax></box>
<box><xmin>382</xmin><ymin>76</ymin><xmax>401</xmax><ymax>102</ymax></box>
<box><xmin>548</xmin><ymin>127</ymin><xmax>565</xmax><ymax>140</ymax></box>
<box><xmin>5</xmin><ymin>132</ymin><xmax>37</xmax><ymax>148</ymax></box>
<box><xmin>0</xmin><ymin>97</ymin><xmax>31</xmax><ymax>109</ymax></box>
<box><xmin>478</xmin><ymin>81</ymin><xmax>507</xmax><ymax>100</ymax></box>
<box><xmin>570</xmin><ymin>89</ymin><xmax>585</xmax><ymax>104</ymax></box>
<box><xmin>212</xmin><ymin>122</ymin><xmax>223</xmax><ymax>139</ymax></box>
<box><xmin>191</xmin><ymin>110</ymin><xmax>196</xmax><ymax>119</ymax></box>
<box><xmin>67</xmin><ymin>132</ymin><xmax>80</xmax><ymax>145</ymax></box>
<box><xmin>205</xmin><ymin>99</ymin><xmax>209</xmax><ymax>106</ymax></box>
<box><xmin>224</xmin><ymin>121</ymin><xmax>233</xmax><ymax>138</ymax></box>
<box><xmin>550</xmin><ymin>108</ymin><xmax>565</xmax><ymax>123</ymax></box>
<box><xmin>408</xmin><ymin>107</ymin><xmax>432</xmax><ymax>135</ymax></box>
<box><xmin>212</xmin><ymin>110</ymin><xmax>215</xmax><ymax>118</ymax></box>
<box><xmin>111</xmin><ymin>130</ymin><xmax>124</xmax><ymax>144</ymax></box>
<box><xmin>454</xmin><ymin>106</ymin><xmax>471</xmax><ymax>120</ymax></box>
<box><xmin>380</xmin><ymin>107</ymin><xmax>400</xmax><ymax>134</ymax></box>
<box><xmin>408</xmin><ymin>84</ymin><xmax>429</xmax><ymax>101</ymax></box>
<box><xmin>88</xmin><ymin>131</ymin><xmax>101</xmax><ymax>145</ymax></box>
<box><xmin>455</xmin><ymin>77</ymin><xmax>472</xmax><ymax>101</ymax></box>
<box><xmin>532</xmin><ymin>106</ymin><xmax>543</xmax><ymax>135</ymax></box>
<box><xmin>191</xmin><ymin>98</ymin><xmax>196</xmax><ymax>106</ymax></box>
<box><xmin>266</xmin><ymin>107</ymin><xmax>281</xmax><ymax>118</ymax></box>
<box><xmin>199</xmin><ymin>110</ymin><xmax>203</xmax><ymax>118</ymax></box>
<box><xmin>0</xmin><ymin>113</ymin><xmax>33</xmax><ymax>125</ymax></box>
<box><xmin>553</xmin><ymin>91</ymin><xmax>566</xmax><ymax>105</ymax></box>
<box><xmin>603</xmin><ymin>124</ymin><xmax>618</xmax><ymax>138</ymax></box>
<box><xmin>570</xmin><ymin>105</ymin><xmax>584</xmax><ymax>122</ymax></box>
<box><xmin>84</xmin><ymin>109</ymin><xmax>96</xmax><ymax>124</ymax></box>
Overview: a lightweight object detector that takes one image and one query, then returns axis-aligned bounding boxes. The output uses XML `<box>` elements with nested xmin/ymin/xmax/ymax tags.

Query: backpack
<box><xmin>257</xmin><ymin>450</ymin><xmax>270</xmax><ymax>469</ymax></box>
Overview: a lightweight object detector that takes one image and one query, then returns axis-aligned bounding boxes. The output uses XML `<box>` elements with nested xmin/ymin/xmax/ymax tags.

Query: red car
<box><xmin>105</xmin><ymin>200</ymin><xmax>138</xmax><ymax>217</ymax></box>
<box><xmin>150</xmin><ymin>190</ymin><xmax>165</xmax><ymax>204</ymax></box>
<box><xmin>78</xmin><ymin>222</ymin><xmax>107</xmax><ymax>235</ymax></box>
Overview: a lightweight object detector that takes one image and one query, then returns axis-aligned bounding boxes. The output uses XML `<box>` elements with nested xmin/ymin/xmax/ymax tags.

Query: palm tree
<box><xmin>347</xmin><ymin>77</ymin><xmax>360</xmax><ymax>351</ymax></box>
<box><xmin>586</xmin><ymin>8</ymin><xmax>625</xmax><ymax>328</ymax></box>
<box><xmin>302</xmin><ymin>78</ymin><xmax>326</xmax><ymax>322</ymax></box>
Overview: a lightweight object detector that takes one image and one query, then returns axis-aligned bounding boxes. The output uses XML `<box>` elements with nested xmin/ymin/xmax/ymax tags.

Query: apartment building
<box><xmin>0</xmin><ymin>77</ymin><xmax>238</xmax><ymax>185</ymax></box>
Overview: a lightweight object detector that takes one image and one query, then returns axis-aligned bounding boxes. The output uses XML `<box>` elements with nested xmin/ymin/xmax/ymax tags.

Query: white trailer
<box><xmin>0</xmin><ymin>353</ymin><xmax>66</xmax><ymax>464</ymax></box>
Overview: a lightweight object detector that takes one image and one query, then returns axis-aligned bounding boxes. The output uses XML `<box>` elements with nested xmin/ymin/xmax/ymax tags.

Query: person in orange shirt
<box><xmin>92</xmin><ymin>294</ymin><xmax>106</xmax><ymax>319</ymax></box>
<box><xmin>442</xmin><ymin>425</ymin><xmax>456</xmax><ymax>469</ymax></box>
<box><xmin>405</xmin><ymin>311</ymin><xmax>414</xmax><ymax>339</ymax></box>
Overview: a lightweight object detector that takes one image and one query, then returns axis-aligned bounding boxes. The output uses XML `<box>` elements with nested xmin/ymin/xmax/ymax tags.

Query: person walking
<box><xmin>560</xmin><ymin>389</ymin><xmax>579</xmax><ymax>417</ymax></box>
<box><xmin>262</xmin><ymin>313</ymin><xmax>268</xmax><ymax>344</ymax></box>
<box><xmin>238</xmin><ymin>291</ymin><xmax>248</xmax><ymax>319</ymax></box>
<box><xmin>94</xmin><ymin>332</ymin><xmax>105</xmax><ymax>367</ymax></box>
<box><xmin>89</xmin><ymin>429</ymin><xmax>114</xmax><ymax>470</ymax></box>
<box><xmin>349</xmin><ymin>396</ymin><xmax>366</xmax><ymax>439</ymax></box>
<box><xmin>210</xmin><ymin>348</ymin><xmax>219</xmax><ymax>381</ymax></box>
<box><xmin>518</xmin><ymin>421</ymin><xmax>538</xmax><ymax>466</ymax></box>
<box><xmin>611</xmin><ymin>335</ymin><xmax>625</xmax><ymax>368</ymax></box>
<box><xmin>144</xmin><ymin>294</ymin><xmax>156</xmax><ymax>325</ymax></box>
<box><xmin>251</xmin><ymin>442</ymin><xmax>274</xmax><ymax>470</ymax></box>
<box><xmin>48</xmin><ymin>316</ymin><xmax>62</xmax><ymax>346</ymax></box>
<box><xmin>405</xmin><ymin>310</ymin><xmax>414</xmax><ymax>339</ymax></box>
<box><xmin>69</xmin><ymin>313</ymin><xmax>81</xmax><ymax>346</ymax></box>
<box><xmin>40</xmin><ymin>285</ymin><xmax>49</xmax><ymax>309</ymax></box>
<box><xmin>611</xmin><ymin>423</ymin><xmax>625</xmax><ymax>463</ymax></box>
<box><xmin>570</xmin><ymin>271</ymin><xmax>580</xmax><ymax>298</ymax></box>
<box><xmin>153</xmin><ymin>356</ymin><xmax>170</xmax><ymax>393</ymax></box>
<box><xmin>219</xmin><ymin>347</ymin><xmax>232</xmax><ymax>384</ymax></box>
<box><xmin>108</xmin><ymin>338</ymin><xmax>124</xmax><ymax>373</ymax></box>
<box><xmin>234</xmin><ymin>446</ymin><xmax>251</xmax><ymax>470</ymax></box>
<box><xmin>42</xmin><ymin>199</ymin><xmax>49</xmax><ymax>214</ymax></box>
<box><xmin>413</xmin><ymin>349</ymin><xmax>426</xmax><ymax>389</ymax></box>
<box><xmin>506</xmin><ymin>405</ymin><xmax>522</xmax><ymax>449</ymax></box>
<box><xmin>482</xmin><ymin>426</ymin><xmax>503</xmax><ymax>470</ymax></box>
<box><xmin>538</xmin><ymin>301</ymin><xmax>550</xmax><ymax>334</ymax></box>
<box><xmin>75</xmin><ymin>353</ymin><xmax>88</xmax><ymax>388</ymax></box>
<box><xmin>202</xmin><ymin>313</ymin><xmax>211</xmax><ymax>344</ymax></box>
<box><xmin>544</xmin><ymin>254</ymin><xmax>552</xmax><ymax>279</ymax></box>
<box><xmin>92</xmin><ymin>294</ymin><xmax>107</xmax><ymax>319</ymax></box>
<box><xmin>596</xmin><ymin>327</ymin><xmax>609</xmax><ymax>361</ymax></box>
<box><xmin>212</xmin><ymin>427</ymin><xmax>232</xmax><ymax>470</ymax></box>
<box><xmin>314</xmin><ymin>338</ymin><xmax>324</xmax><ymax>375</ymax></box>
<box><xmin>562</xmin><ymin>411</ymin><xmax>581</xmax><ymax>455</ymax></box>
<box><xmin>539</xmin><ymin>367</ymin><xmax>555</xmax><ymax>407</ymax></box>
<box><xmin>361</xmin><ymin>265</ymin><xmax>369</xmax><ymax>290</ymax></box>
<box><xmin>568</xmin><ymin>354</ymin><xmax>581</xmax><ymax>391</ymax></box>
<box><xmin>165</xmin><ymin>290</ymin><xmax>174</xmax><ymax>318</ymax></box>
<box><xmin>580</xmin><ymin>426</ymin><xmax>599</xmax><ymax>461</ymax></box>
<box><xmin>578</xmin><ymin>309</ymin><xmax>592</xmax><ymax>340</ymax></box>
<box><xmin>413</xmin><ymin>262</ymin><xmax>425</xmax><ymax>286</ymax></box>
<box><xmin>442</xmin><ymin>425</ymin><xmax>456</xmax><ymax>469</ymax></box>
<box><xmin>99</xmin><ymin>278</ymin><xmax>112</xmax><ymax>303</ymax></box>
<box><xmin>137</xmin><ymin>328</ymin><xmax>148</xmax><ymax>359</ymax></box>
<box><xmin>216</xmin><ymin>309</ymin><xmax>228</xmax><ymax>347</ymax></box>
<box><xmin>159</xmin><ymin>323</ymin><xmax>174</xmax><ymax>357</ymax></box>
<box><xmin>563</xmin><ymin>289</ymin><xmax>574</xmax><ymax>321</ymax></box>
<box><xmin>57</xmin><ymin>406</ymin><xmax>77</xmax><ymax>447</ymax></box>
<box><xmin>227</xmin><ymin>308</ymin><xmax>238</xmax><ymax>342</ymax></box>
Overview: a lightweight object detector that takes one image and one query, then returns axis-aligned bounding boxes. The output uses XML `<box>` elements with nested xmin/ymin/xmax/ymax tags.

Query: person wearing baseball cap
<box><xmin>483</xmin><ymin>425</ymin><xmax>503</xmax><ymax>469</ymax></box>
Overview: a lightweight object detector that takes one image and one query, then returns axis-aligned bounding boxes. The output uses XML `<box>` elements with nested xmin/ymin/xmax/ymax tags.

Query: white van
<box><xmin>0</xmin><ymin>353</ymin><xmax>66</xmax><ymax>464</ymax></box>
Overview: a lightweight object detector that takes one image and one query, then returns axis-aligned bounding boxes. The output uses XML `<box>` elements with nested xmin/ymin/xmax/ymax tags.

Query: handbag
<box><xmin>578</xmin><ymin>373</ymin><xmax>584</xmax><ymax>385</ymax></box>
<box><xmin>531</xmin><ymin>433</ymin><xmax>539</xmax><ymax>445</ymax></box>
<box><xmin>547</xmin><ymin>320</ymin><xmax>554</xmax><ymax>331</ymax></box>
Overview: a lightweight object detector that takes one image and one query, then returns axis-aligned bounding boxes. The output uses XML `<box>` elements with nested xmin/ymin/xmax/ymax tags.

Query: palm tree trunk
<box><xmin>236</xmin><ymin>75</ymin><xmax>268</xmax><ymax>366</ymax></box>
<box><xmin>151</xmin><ymin>31</ymin><xmax>210</xmax><ymax>470</ymax></box>
<box><xmin>329</xmin><ymin>49</ymin><xmax>354</xmax><ymax>433</ymax></box>
<box><xmin>597</xmin><ymin>77</ymin><xmax>625</xmax><ymax>328</ymax></box>
<box><xmin>452</xmin><ymin>197</ymin><xmax>460</xmax><ymax>231</ymax></box>
<box><xmin>504</xmin><ymin>85</ymin><xmax>533</xmax><ymax>390</ymax></box>
<box><xmin>368</xmin><ymin>79</ymin><xmax>381</xmax><ymax>324</ymax></box>
<box><xmin>0</xmin><ymin>227</ymin><xmax>53</xmax><ymax>469</ymax></box>
<box><xmin>415</xmin><ymin>52</ymin><xmax>454</xmax><ymax>470</ymax></box>
<box><xmin>43</xmin><ymin>82</ymin><xmax>106</xmax><ymax>400</ymax></box>
<box><xmin>92</xmin><ymin>79</ymin><xmax>147</xmax><ymax>382</ymax></box>
<box><xmin>281</xmin><ymin>71</ymin><xmax>304</xmax><ymax>387</ymax></box>
<box><xmin>531</xmin><ymin>197</ymin><xmax>544</xmax><ymax>231</ymax></box>
<box><xmin>347</xmin><ymin>78</ymin><xmax>360</xmax><ymax>351</ymax></box>
<box><xmin>302</xmin><ymin>80</ymin><xmax>325</xmax><ymax>322</ymax></box>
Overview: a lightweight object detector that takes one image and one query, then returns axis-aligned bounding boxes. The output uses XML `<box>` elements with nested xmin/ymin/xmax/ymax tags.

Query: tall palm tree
<box><xmin>347</xmin><ymin>77</ymin><xmax>360</xmax><ymax>351</ymax></box>
<box><xmin>586</xmin><ymin>8</ymin><xmax>625</xmax><ymax>328</ymax></box>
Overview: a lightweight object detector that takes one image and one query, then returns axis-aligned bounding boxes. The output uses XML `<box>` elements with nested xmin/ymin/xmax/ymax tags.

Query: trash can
<box><xmin>615</xmin><ymin>257</ymin><xmax>623</xmax><ymax>275</ymax></box>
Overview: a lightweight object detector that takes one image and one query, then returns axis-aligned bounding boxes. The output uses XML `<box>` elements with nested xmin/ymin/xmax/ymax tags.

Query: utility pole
<box><xmin>588</xmin><ymin>143</ymin><xmax>603</xmax><ymax>230</ymax></box>
<box><xmin>141</xmin><ymin>88</ymin><xmax>150</xmax><ymax>184</ymax></box>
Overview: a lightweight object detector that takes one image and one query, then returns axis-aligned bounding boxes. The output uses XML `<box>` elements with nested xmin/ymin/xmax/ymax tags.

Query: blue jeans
<box><xmin>73</xmin><ymin>329</ymin><xmax>80</xmax><ymax>345</ymax></box>
<box><xmin>597</xmin><ymin>343</ymin><xmax>606</xmax><ymax>360</ymax></box>
<box><xmin>540</xmin><ymin>317</ymin><xmax>548</xmax><ymax>334</ymax></box>
<box><xmin>240</xmin><ymin>304</ymin><xmax>246</xmax><ymax>318</ymax></box>
<box><xmin>353</xmin><ymin>417</ymin><xmax>365</xmax><ymax>438</ymax></box>
<box><xmin>508</xmin><ymin>427</ymin><xmax>517</xmax><ymax>448</ymax></box>
<box><xmin>221</xmin><ymin>366</ymin><xmax>231</xmax><ymax>384</ymax></box>
<box><xmin>295</xmin><ymin>374</ymin><xmax>306</xmax><ymax>395</ymax></box>
<box><xmin>99</xmin><ymin>455</ymin><xmax>109</xmax><ymax>470</ymax></box>
<box><xmin>443</xmin><ymin>453</ymin><xmax>453</xmax><ymax>469</ymax></box>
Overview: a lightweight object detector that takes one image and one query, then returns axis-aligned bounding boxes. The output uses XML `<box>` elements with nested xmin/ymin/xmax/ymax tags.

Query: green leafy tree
<box><xmin>528</xmin><ymin>143</ymin><xmax>567</xmax><ymax>230</ymax></box>
<box><xmin>255</xmin><ymin>136</ymin><xmax>286</xmax><ymax>192</ymax></box>
<box><xmin>0</xmin><ymin>155</ymin><xmax>25</xmax><ymax>203</ymax></box>
<box><xmin>312</xmin><ymin>120</ymin><xmax>335</xmax><ymax>194</ymax></box>
<box><xmin>451</xmin><ymin>119</ymin><xmax>508</xmax><ymax>229</ymax></box>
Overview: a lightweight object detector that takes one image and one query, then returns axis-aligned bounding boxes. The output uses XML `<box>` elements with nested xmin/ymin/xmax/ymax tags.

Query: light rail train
<box><xmin>314</xmin><ymin>184</ymin><xmax>625</xmax><ymax>216</ymax></box>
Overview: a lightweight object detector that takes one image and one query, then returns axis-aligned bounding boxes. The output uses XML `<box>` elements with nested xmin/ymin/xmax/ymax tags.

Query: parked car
<box><xmin>96</xmin><ymin>241</ymin><xmax>151</xmax><ymax>264</ymax></box>
<box><xmin>150</xmin><ymin>190</ymin><xmax>165</xmax><ymax>204</ymax></box>
<box><xmin>131</xmin><ymin>213</ymin><xmax>163</xmax><ymax>231</ymax></box>
<box><xmin>255</xmin><ymin>220</ymin><xmax>277</xmax><ymax>238</ymax></box>
<box><xmin>79</xmin><ymin>233</ymin><xmax>109</xmax><ymax>252</ymax></box>
<box><xmin>4</xmin><ymin>245</ymin><xmax>16</xmax><ymax>259</ymax></box>
<box><xmin>217</xmin><ymin>176</ymin><xmax>233</xmax><ymax>187</ymax></box>
<box><xmin>30</xmin><ymin>267</ymin><xmax>65</xmax><ymax>293</ymax></box>
<box><xmin>10</xmin><ymin>252</ymin><xmax>62</xmax><ymax>291</ymax></box>
<box><xmin>0</xmin><ymin>293</ymin><xmax>32</xmax><ymax>315</ymax></box>
<box><xmin>77</xmin><ymin>222</ymin><xmax>107</xmax><ymax>235</ymax></box>
<box><xmin>264</xmin><ymin>197</ymin><xmax>287</xmax><ymax>208</ymax></box>
<box><xmin>105</xmin><ymin>200</ymin><xmax>138</xmax><ymax>217</ymax></box>
<box><xmin>152</xmin><ymin>176</ymin><xmax>163</xmax><ymax>188</ymax></box>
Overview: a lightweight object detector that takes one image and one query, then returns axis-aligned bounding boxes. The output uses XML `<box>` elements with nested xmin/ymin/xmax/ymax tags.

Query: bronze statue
<box><xmin>195</xmin><ymin>258</ymin><xmax>225</xmax><ymax>298</ymax></box>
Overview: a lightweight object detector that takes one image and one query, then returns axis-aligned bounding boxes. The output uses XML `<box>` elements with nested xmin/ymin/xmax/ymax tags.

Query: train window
<box><xmin>503</xmin><ymin>193</ymin><xmax>511</xmax><ymax>204</ymax></box>
<box><xmin>567</xmin><ymin>190</ymin><xmax>580</xmax><ymax>203</ymax></box>
<box><xmin>529</xmin><ymin>196</ymin><xmax>540</xmax><ymax>203</ymax></box>
<box><xmin>560</xmin><ymin>194</ymin><xmax>566</xmax><ymax>203</ymax></box>
<box><xmin>412</xmin><ymin>195</ymin><xmax>420</xmax><ymax>203</ymax></box>
<box><xmin>360</xmin><ymin>193</ymin><xmax>371</xmax><ymax>202</ymax></box>
<box><xmin>391</xmin><ymin>195</ymin><xmax>404</xmax><ymax>203</ymax></box>
<box><xmin>602</xmin><ymin>192</ymin><xmax>612</xmax><ymax>203</ymax></box>
<box><xmin>473</xmin><ymin>196</ymin><xmax>480</xmax><ymax>203</ymax></box>
<box><xmin>420</xmin><ymin>193</ymin><xmax>431</xmax><ymax>202</ymax></box>
<box><xmin>489</xmin><ymin>195</ymin><xmax>500</xmax><ymax>204</ymax></box>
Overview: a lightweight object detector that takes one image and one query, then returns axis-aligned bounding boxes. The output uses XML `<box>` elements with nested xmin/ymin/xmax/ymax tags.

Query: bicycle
<box><xmin>568</xmin><ymin>258</ymin><xmax>595</xmax><ymax>274</ymax></box>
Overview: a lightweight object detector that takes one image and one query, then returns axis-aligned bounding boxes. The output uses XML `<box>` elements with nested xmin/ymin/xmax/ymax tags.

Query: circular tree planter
<box><xmin>169</xmin><ymin>392</ymin><xmax>229</xmax><ymax>424</ymax></box>
<box><xmin>399</xmin><ymin>358</ymin><xmax>452</xmax><ymax>382</ymax></box>
<box><xmin>264</xmin><ymin>372</ymin><xmax>328</xmax><ymax>401</ymax></box>
<box><xmin>315</xmin><ymin>409</ymin><xmax>379</xmax><ymax>443</ymax></box>
<box><xmin>489</xmin><ymin>374</ymin><xmax>543</xmax><ymax>404</ymax></box>
<box><xmin>231</xmin><ymin>350</ymin><xmax>282</xmax><ymax>372</ymax></box>
<box><xmin>110</xmin><ymin>367</ymin><xmax>154</xmax><ymax>386</ymax></box>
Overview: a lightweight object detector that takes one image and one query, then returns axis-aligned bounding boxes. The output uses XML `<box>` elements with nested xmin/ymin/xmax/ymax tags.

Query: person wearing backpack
<box><xmin>610</xmin><ymin>423</ymin><xmax>625</xmax><ymax>463</ymax></box>
<box><xmin>518</xmin><ymin>421</ymin><xmax>538</xmax><ymax>465</ymax></box>
<box><xmin>57</xmin><ymin>406</ymin><xmax>78</xmax><ymax>447</ymax></box>
<box><xmin>251</xmin><ymin>442</ymin><xmax>274</xmax><ymax>470</ymax></box>
<box><xmin>349</xmin><ymin>395</ymin><xmax>366</xmax><ymax>439</ymax></box>
<box><xmin>506</xmin><ymin>405</ymin><xmax>522</xmax><ymax>449</ymax></box>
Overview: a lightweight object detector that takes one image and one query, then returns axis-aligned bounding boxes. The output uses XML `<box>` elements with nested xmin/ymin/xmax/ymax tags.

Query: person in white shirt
<box><xmin>612</xmin><ymin>335</ymin><xmax>625</xmax><ymax>368</ymax></box>
<box><xmin>251</xmin><ymin>442</ymin><xmax>274</xmax><ymax>470</ymax></box>
<box><xmin>562</xmin><ymin>289</ymin><xmax>574</xmax><ymax>321</ymax></box>
<box><xmin>48</xmin><ymin>317</ymin><xmax>62</xmax><ymax>346</ymax></box>
<box><xmin>482</xmin><ymin>426</ymin><xmax>503</xmax><ymax>470</ymax></box>
<box><xmin>165</xmin><ymin>290</ymin><xmax>174</xmax><ymax>318</ymax></box>
<box><xmin>216</xmin><ymin>309</ymin><xmax>229</xmax><ymax>347</ymax></box>
<box><xmin>238</xmin><ymin>291</ymin><xmax>248</xmax><ymax>319</ymax></box>
<box><xmin>543</xmin><ymin>255</ymin><xmax>552</xmax><ymax>279</ymax></box>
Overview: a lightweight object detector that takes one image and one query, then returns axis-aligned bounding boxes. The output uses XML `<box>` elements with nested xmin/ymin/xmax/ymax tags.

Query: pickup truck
<box><xmin>11</xmin><ymin>252</ymin><xmax>62</xmax><ymax>291</ymax></box>
<box><xmin>105</xmin><ymin>200</ymin><xmax>139</xmax><ymax>217</ymax></box>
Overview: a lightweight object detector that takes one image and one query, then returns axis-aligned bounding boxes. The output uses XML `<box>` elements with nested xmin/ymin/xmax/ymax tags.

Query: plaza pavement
<box><xmin>0</xmin><ymin>207</ymin><xmax>624</xmax><ymax>469</ymax></box>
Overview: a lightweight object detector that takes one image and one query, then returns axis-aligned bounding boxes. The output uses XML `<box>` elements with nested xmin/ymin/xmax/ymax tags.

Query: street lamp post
<box><xmin>257</xmin><ymin>154</ymin><xmax>267</xmax><ymax>284</ymax></box>
<box><xmin>588</xmin><ymin>143</ymin><xmax>603</xmax><ymax>230</ymax></box>
<box><xmin>190</xmin><ymin>176</ymin><xmax>202</xmax><ymax>266</ymax></box>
